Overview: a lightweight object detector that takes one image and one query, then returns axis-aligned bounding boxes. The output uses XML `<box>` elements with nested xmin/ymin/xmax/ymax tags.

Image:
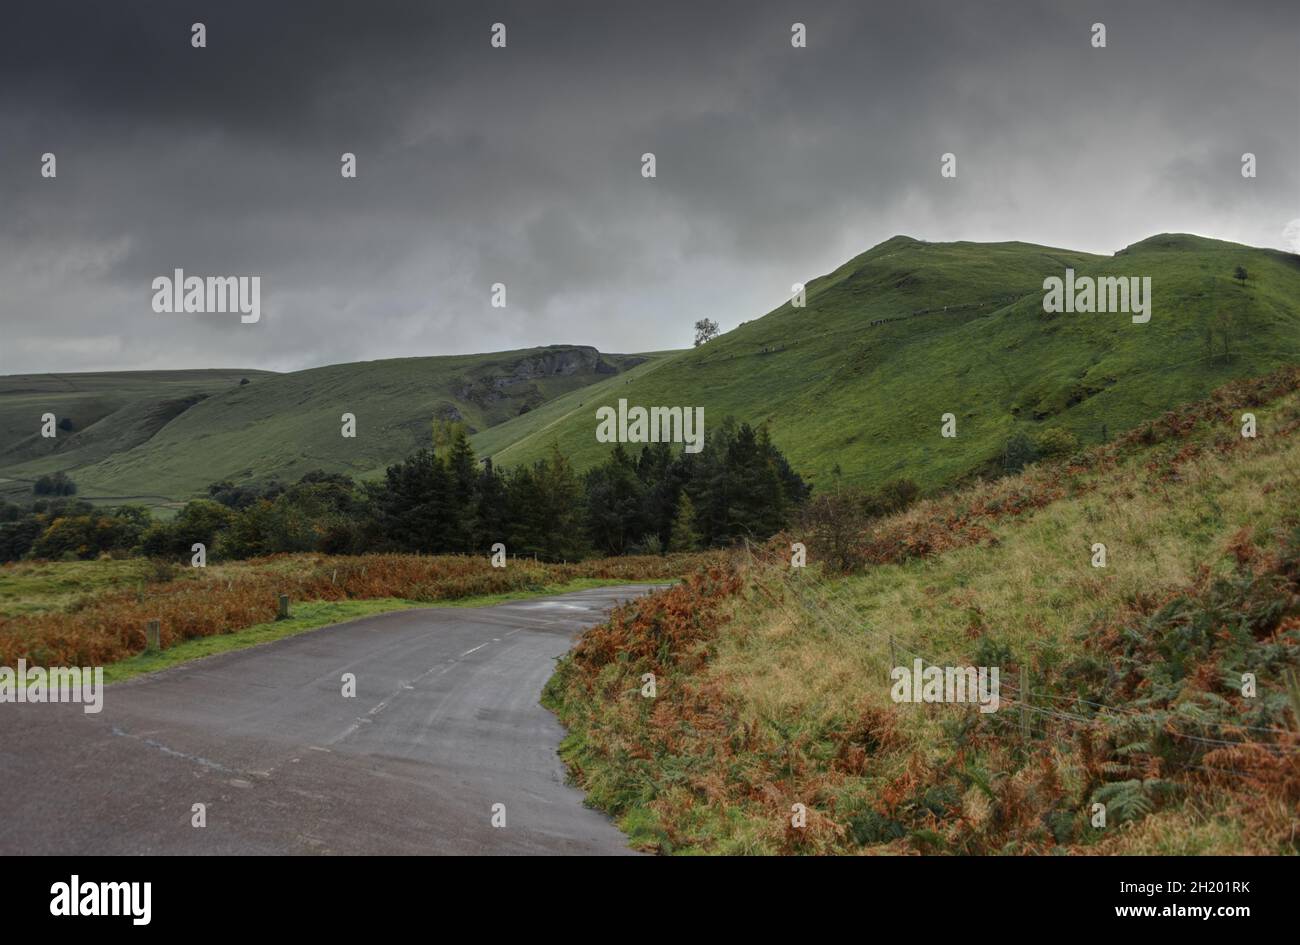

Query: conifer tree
<box><xmin>669</xmin><ymin>492</ymin><xmax>701</xmax><ymax>552</ymax></box>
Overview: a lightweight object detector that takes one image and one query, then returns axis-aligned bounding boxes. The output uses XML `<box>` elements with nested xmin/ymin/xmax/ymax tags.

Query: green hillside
<box><xmin>0</xmin><ymin>369</ymin><xmax>276</xmax><ymax>503</ymax></box>
<box><xmin>0</xmin><ymin>346</ymin><xmax>650</xmax><ymax>505</ymax></box>
<box><xmin>5</xmin><ymin>234</ymin><xmax>1295</xmax><ymax>507</ymax></box>
<box><xmin>487</xmin><ymin>234</ymin><xmax>1300</xmax><ymax>492</ymax></box>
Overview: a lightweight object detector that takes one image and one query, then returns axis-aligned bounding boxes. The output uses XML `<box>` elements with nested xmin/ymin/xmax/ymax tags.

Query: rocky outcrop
<box><xmin>453</xmin><ymin>346</ymin><xmax>627</xmax><ymax>410</ymax></box>
<box><xmin>506</xmin><ymin>345</ymin><xmax>609</xmax><ymax>380</ymax></box>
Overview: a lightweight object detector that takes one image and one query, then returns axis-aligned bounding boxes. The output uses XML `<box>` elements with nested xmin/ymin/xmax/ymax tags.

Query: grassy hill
<box><xmin>0</xmin><ymin>369</ymin><xmax>276</xmax><ymax>503</ymax></box>
<box><xmin>0</xmin><ymin>347</ymin><xmax>651</xmax><ymax>505</ymax></box>
<box><xmin>546</xmin><ymin>367</ymin><xmax>1300</xmax><ymax>854</ymax></box>
<box><xmin>488</xmin><ymin>234</ymin><xmax>1300</xmax><ymax>492</ymax></box>
<box><xmin>5</xmin><ymin>233</ymin><xmax>1296</xmax><ymax>507</ymax></box>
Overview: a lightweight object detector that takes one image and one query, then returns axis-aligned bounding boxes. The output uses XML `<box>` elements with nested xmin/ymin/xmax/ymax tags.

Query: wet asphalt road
<box><xmin>0</xmin><ymin>585</ymin><xmax>662</xmax><ymax>855</ymax></box>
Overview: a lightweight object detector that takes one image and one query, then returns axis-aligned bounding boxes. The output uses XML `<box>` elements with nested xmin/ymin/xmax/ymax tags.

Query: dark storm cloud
<box><xmin>1</xmin><ymin>0</ymin><xmax>1296</xmax><ymax>374</ymax></box>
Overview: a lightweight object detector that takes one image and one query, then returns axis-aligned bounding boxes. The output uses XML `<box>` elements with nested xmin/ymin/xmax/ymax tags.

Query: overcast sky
<box><xmin>1</xmin><ymin>0</ymin><xmax>1296</xmax><ymax>375</ymax></box>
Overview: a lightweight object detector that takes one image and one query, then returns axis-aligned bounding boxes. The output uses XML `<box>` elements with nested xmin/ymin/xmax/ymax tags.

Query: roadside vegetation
<box><xmin>100</xmin><ymin>580</ymin><xmax>647</xmax><ymax>684</ymax></box>
<box><xmin>545</xmin><ymin>367</ymin><xmax>1300</xmax><ymax>854</ymax></box>
<box><xmin>0</xmin><ymin>551</ymin><xmax>723</xmax><ymax>669</ymax></box>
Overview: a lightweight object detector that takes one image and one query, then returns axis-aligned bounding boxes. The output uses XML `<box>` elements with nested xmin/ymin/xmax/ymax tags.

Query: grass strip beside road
<box><xmin>104</xmin><ymin>577</ymin><xmax>666</xmax><ymax>684</ymax></box>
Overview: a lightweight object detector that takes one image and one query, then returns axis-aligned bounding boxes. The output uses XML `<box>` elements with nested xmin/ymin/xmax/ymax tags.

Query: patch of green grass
<box><xmin>0</xmin><ymin>558</ymin><xmax>174</xmax><ymax>617</ymax></box>
<box><xmin>103</xmin><ymin>577</ymin><xmax>662</xmax><ymax>684</ymax></box>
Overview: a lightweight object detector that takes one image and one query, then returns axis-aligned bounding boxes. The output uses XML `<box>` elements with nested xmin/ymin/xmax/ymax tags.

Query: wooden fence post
<box><xmin>277</xmin><ymin>594</ymin><xmax>290</xmax><ymax>620</ymax></box>
<box><xmin>146</xmin><ymin>619</ymin><xmax>161</xmax><ymax>652</ymax></box>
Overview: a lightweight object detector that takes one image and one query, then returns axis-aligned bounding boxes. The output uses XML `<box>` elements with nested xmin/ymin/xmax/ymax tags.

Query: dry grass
<box><xmin>546</xmin><ymin>367</ymin><xmax>1300</xmax><ymax>854</ymax></box>
<box><xmin>0</xmin><ymin>550</ymin><xmax>724</xmax><ymax>668</ymax></box>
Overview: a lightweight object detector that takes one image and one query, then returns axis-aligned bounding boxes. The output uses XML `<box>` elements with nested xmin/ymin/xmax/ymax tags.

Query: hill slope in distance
<box><xmin>488</xmin><ymin>233</ymin><xmax>1300</xmax><ymax>491</ymax></box>
<box><xmin>0</xmin><ymin>347</ymin><xmax>650</xmax><ymax>505</ymax></box>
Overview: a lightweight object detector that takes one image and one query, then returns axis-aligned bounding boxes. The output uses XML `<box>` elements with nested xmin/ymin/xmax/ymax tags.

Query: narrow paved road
<box><xmin>0</xmin><ymin>585</ymin><xmax>662</xmax><ymax>855</ymax></box>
